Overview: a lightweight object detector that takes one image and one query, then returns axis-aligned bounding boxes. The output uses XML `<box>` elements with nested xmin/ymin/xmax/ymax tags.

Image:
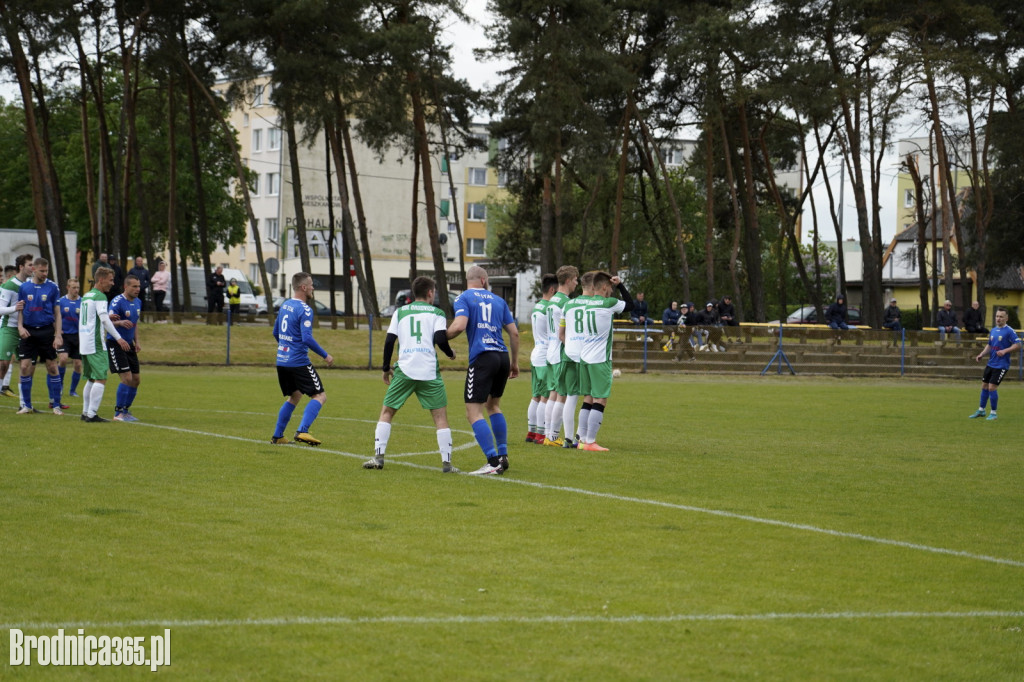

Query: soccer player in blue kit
<box><xmin>271</xmin><ymin>272</ymin><xmax>334</xmax><ymax>445</ymax></box>
<box><xmin>446</xmin><ymin>265</ymin><xmax>520</xmax><ymax>475</ymax></box>
<box><xmin>15</xmin><ymin>257</ymin><xmax>63</xmax><ymax>414</ymax></box>
<box><xmin>969</xmin><ymin>307</ymin><xmax>1021</xmax><ymax>421</ymax></box>
<box><xmin>107</xmin><ymin>275</ymin><xmax>143</xmax><ymax>421</ymax></box>
<box><xmin>57</xmin><ymin>277</ymin><xmax>83</xmax><ymax>400</ymax></box>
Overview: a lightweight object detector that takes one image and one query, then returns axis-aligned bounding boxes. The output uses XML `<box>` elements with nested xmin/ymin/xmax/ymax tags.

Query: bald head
<box><xmin>466</xmin><ymin>265</ymin><xmax>488</xmax><ymax>289</ymax></box>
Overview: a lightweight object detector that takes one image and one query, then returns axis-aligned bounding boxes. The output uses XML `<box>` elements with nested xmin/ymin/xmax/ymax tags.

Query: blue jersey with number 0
<box><xmin>273</xmin><ymin>298</ymin><xmax>327</xmax><ymax>366</ymax></box>
<box><xmin>453</xmin><ymin>288</ymin><xmax>515</xmax><ymax>363</ymax></box>
<box><xmin>986</xmin><ymin>325</ymin><xmax>1022</xmax><ymax>371</ymax></box>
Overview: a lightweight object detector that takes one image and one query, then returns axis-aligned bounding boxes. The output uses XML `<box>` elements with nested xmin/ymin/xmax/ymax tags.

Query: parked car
<box><xmin>159</xmin><ymin>267</ymin><xmax>258</xmax><ymax>314</ymax></box>
<box><xmin>777</xmin><ymin>305</ymin><xmax>863</xmax><ymax>326</ymax></box>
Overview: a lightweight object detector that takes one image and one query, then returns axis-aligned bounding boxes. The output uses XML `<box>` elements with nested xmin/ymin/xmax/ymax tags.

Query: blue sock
<box><xmin>115</xmin><ymin>384</ymin><xmax>128</xmax><ymax>410</ymax></box>
<box><xmin>298</xmin><ymin>400</ymin><xmax>322</xmax><ymax>433</ymax></box>
<box><xmin>471</xmin><ymin>418</ymin><xmax>497</xmax><ymax>459</ymax></box>
<box><xmin>125</xmin><ymin>386</ymin><xmax>138</xmax><ymax>409</ymax></box>
<box><xmin>59</xmin><ymin>366</ymin><xmax>66</xmax><ymax>388</ymax></box>
<box><xmin>275</xmin><ymin>401</ymin><xmax>297</xmax><ymax>438</ymax></box>
<box><xmin>980</xmin><ymin>389</ymin><xmax>989</xmax><ymax>410</ymax></box>
<box><xmin>71</xmin><ymin>371</ymin><xmax>81</xmax><ymax>393</ymax></box>
<box><xmin>47</xmin><ymin>374</ymin><xmax>62</xmax><ymax>404</ymax></box>
<box><xmin>490</xmin><ymin>412</ymin><xmax>508</xmax><ymax>456</ymax></box>
<box><xmin>990</xmin><ymin>391</ymin><xmax>998</xmax><ymax>411</ymax></box>
<box><xmin>20</xmin><ymin>375</ymin><xmax>32</xmax><ymax>408</ymax></box>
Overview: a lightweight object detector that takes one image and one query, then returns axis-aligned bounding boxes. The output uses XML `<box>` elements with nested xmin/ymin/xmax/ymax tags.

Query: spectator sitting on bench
<box><xmin>661</xmin><ymin>300</ymin><xmax>681</xmax><ymax>350</ymax></box>
<box><xmin>936</xmin><ymin>299</ymin><xmax>962</xmax><ymax>343</ymax></box>
<box><xmin>826</xmin><ymin>295</ymin><xmax>850</xmax><ymax>330</ymax></box>
<box><xmin>698</xmin><ymin>301</ymin><xmax>725</xmax><ymax>351</ymax></box>
<box><xmin>631</xmin><ymin>291</ymin><xmax>652</xmax><ymax>341</ymax></box>
<box><xmin>963</xmin><ymin>300</ymin><xmax>988</xmax><ymax>335</ymax></box>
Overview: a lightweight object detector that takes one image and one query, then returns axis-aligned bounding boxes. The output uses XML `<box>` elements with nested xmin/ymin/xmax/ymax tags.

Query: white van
<box><xmin>164</xmin><ymin>267</ymin><xmax>258</xmax><ymax>314</ymax></box>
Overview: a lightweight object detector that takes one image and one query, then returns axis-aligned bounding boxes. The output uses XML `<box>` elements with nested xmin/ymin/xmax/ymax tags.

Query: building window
<box><xmin>467</xmin><ymin>203</ymin><xmax>486</xmax><ymax>221</ymax></box>
<box><xmin>250</xmin><ymin>264</ymin><xmax>259</xmax><ymax>283</ymax></box>
<box><xmin>240</xmin><ymin>245</ymin><xmax>246</xmax><ymax>261</ymax></box>
<box><xmin>267</xmin><ymin>172</ymin><xmax>280</xmax><ymax>196</ymax></box>
<box><xmin>904</xmin><ymin>189</ymin><xmax>914</xmax><ymax>207</ymax></box>
<box><xmin>447</xmin><ymin>222</ymin><xmax>457</xmax><ymax>233</ymax></box>
<box><xmin>268</xmin><ymin>127</ymin><xmax>281</xmax><ymax>150</ymax></box>
<box><xmin>661</xmin><ymin>147</ymin><xmax>684</xmax><ymax>165</ymax></box>
<box><xmin>266</xmin><ymin>217</ymin><xmax>280</xmax><ymax>242</ymax></box>
<box><xmin>935</xmin><ymin>248</ymin><xmax>943</xmax><ymax>275</ymax></box>
<box><xmin>253</xmin><ymin>84</ymin><xmax>265</xmax><ymax>107</ymax></box>
<box><xmin>250</xmin><ymin>173</ymin><xmax>260</xmax><ymax>197</ymax></box>
<box><xmin>243</xmin><ymin>113</ymin><xmax>249</xmax><ymax>127</ymax></box>
<box><xmin>252</xmin><ymin>129</ymin><xmax>263</xmax><ymax>152</ymax></box>
<box><xmin>469</xmin><ymin>167</ymin><xmax>488</xmax><ymax>185</ymax></box>
<box><xmin>467</xmin><ymin>238</ymin><xmax>486</xmax><ymax>256</ymax></box>
<box><xmin>497</xmin><ymin>170</ymin><xmax>508</xmax><ymax>188</ymax></box>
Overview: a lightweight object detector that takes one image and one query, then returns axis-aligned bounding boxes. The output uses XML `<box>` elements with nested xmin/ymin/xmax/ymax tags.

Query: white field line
<box><xmin>132</xmin><ymin>418</ymin><xmax>1024</xmax><ymax>570</ymax></box>
<box><xmin>4</xmin><ymin>610</ymin><xmax>1023</xmax><ymax>631</ymax></box>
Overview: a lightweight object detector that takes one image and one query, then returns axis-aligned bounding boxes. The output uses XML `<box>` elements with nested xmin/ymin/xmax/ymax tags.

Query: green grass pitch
<box><xmin>2</xmin><ymin>368</ymin><xmax>1022</xmax><ymax>679</ymax></box>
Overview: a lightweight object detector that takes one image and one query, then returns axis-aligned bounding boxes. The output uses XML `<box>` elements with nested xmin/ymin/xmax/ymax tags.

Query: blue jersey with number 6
<box><xmin>453</xmin><ymin>288</ymin><xmax>515</xmax><ymax>362</ymax></box>
<box><xmin>273</xmin><ymin>298</ymin><xmax>327</xmax><ymax>366</ymax></box>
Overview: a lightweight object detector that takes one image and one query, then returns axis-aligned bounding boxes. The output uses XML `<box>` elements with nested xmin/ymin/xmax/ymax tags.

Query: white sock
<box><xmin>3</xmin><ymin>363</ymin><xmax>12</xmax><ymax>386</ymax></box>
<box><xmin>589</xmin><ymin>406</ymin><xmax>605</xmax><ymax>443</ymax></box>
<box><xmin>550</xmin><ymin>400</ymin><xmax>564</xmax><ymax>440</ymax></box>
<box><xmin>88</xmin><ymin>382</ymin><xmax>105</xmax><ymax>417</ymax></box>
<box><xmin>578</xmin><ymin>405</ymin><xmax>593</xmax><ymax>443</ymax></box>
<box><xmin>374</xmin><ymin>421</ymin><xmax>392</xmax><ymax>456</ymax></box>
<box><xmin>82</xmin><ymin>380</ymin><xmax>94</xmax><ymax>415</ymax></box>
<box><xmin>563</xmin><ymin>395</ymin><xmax>579</xmax><ymax>443</ymax></box>
<box><xmin>544</xmin><ymin>399</ymin><xmax>557</xmax><ymax>438</ymax></box>
<box><xmin>437</xmin><ymin>428</ymin><xmax>452</xmax><ymax>463</ymax></box>
<box><xmin>527</xmin><ymin>399</ymin><xmax>540</xmax><ymax>432</ymax></box>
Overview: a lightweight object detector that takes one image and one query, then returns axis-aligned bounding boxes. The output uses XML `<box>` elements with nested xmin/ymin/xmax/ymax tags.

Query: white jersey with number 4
<box><xmin>387</xmin><ymin>302</ymin><xmax>448</xmax><ymax>381</ymax></box>
<box><xmin>580</xmin><ymin>297</ymin><xmax>626</xmax><ymax>364</ymax></box>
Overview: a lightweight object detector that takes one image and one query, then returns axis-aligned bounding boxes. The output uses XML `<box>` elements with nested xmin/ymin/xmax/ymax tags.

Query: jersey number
<box><xmin>479</xmin><ymin>302</ymin><xmax>492</xmax><ymax>323</ymax></box>
<box><xmin>409</xmin><ymin>317</ymin><xmax>423</xmax><ymax>343</ymax></box>
<box><xmin>573</xmin><ymin>310</ymin><xmax>597</xmax><ymax>334</ymax></box>
<box><xmin>280</xmin><ymin>314</ymin><xmax>289</xmax><ymax>332</ymax></box>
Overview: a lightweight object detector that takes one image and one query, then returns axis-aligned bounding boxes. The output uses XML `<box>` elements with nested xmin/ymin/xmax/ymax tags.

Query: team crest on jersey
<box><xmin>27</xmin><ymin>294</ymin><xmax>34</xmax><ymax>301</ymax></box>
<box><xmin>304</xmin><ymin>320</ymin><xmax>311</xmax><ymax>327</ymax></box>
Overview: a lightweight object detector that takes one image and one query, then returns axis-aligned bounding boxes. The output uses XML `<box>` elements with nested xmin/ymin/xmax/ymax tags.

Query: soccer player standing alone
<box><xmin>969</xmin><ymin>307</ymin><xmax>1021</xmax><ymax>421</ymax></box>
<box><xmin>271</xmin><ymin>272</ymin><xmax>334</xmax><ymax>445</ymax></box>
<box><xmin>447</xmin><ymin>265</ymin><xmax>519</xmax><ymax>475</ymax></box>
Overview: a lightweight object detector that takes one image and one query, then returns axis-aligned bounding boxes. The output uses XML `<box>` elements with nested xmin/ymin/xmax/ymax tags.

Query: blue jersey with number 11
<box><xmin>453</xmin><ymin>288</ymin><xmax>515</xmax><ymax>362</ymax></box>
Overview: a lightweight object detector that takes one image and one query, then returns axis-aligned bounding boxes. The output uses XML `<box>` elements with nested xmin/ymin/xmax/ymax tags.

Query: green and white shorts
<box><xmin>383</xmin><ymin>366</ymin><xmax>448</xmax><ymax>411</ymax></box>
<box><xmin>530</xmin><ymin>364</ymin><xmax>549</xmax><ymax>398</ymax></box>
<box><xmin>580</xmin><ymin>359</ymin><xmax>613</xmax><ymax>399</ymax></box>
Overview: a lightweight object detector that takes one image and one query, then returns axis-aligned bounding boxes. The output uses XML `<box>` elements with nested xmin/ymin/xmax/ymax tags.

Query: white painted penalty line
<box><xmin>135</xmin><ymin>422</ymin><xmax>1024</xmax><ymax>570</ymax></box>
<box><xmin>6</xmin><ymin>610</ymin><xmax>1024</xmax><ymax>631</ymax></box>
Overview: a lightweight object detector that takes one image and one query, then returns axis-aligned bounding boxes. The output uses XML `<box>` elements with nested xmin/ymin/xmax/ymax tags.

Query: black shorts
<box><xmin>464</xmin><ymin>351</ymin><xmax>511</xmax><ymax>403</ymax></box>
<box><xmin>17</xmin><ymin>326</ymin><xmax>58</xmax><ymax>362</ymax></box>
<box><xmin>277</xmin><ymin>364</ymin><xmax>325</xmax><ymax>397</ymax></box>
<box><xmin>58</xmin><ymin>333</ymin><xmax>81</xmax><ymax>360</ymax></box>
<box><xmin>108</xmin><ymin>344</ymin><xmax>140</xmax><ymax>375</ymax></box>
<box><xmin>982</xmin><ymin>366</ymin><xmax>1008</xmax><ymax>386</ymax></box>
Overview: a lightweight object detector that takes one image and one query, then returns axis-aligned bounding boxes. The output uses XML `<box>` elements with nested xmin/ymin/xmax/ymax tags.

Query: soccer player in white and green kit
<box><xmin>79</xmin><ymin>266</ymin><xmax>131</xmax><ymax>422</ymax></box>
<box><xmin>526</xmin><ymin>273</ymin><xmax>558</xmax><ymax>444</ymax></box>
<box><xmin>364</xmin><ymin>276</ymin><xmax>458</xmax><ymax>472</ymax></box>
<box><xmin>577</xmin><ymin>271</ymin><xmax>633</xmax><ymax>451</ymax></box>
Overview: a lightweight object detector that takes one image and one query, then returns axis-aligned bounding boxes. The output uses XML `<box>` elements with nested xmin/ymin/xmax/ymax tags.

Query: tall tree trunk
<box><xmin>341</xmin><ymin>117</ymin><xmax>379</xmax><ymax>311</ymax></box>
<box><xmin>703</xmin><ymin>122</ymin><xmax>716</xmax><ymax>299</ymax></box>
<box><xmin>167</xmin><ymin>75</ymin><xmax>179</xmax><ymax>320</ymax></box>
<box><xmin>610</xmin><ymin>103</ymin><xmax>631</xmax><ymax>272</ymax></box>
<box><xmin>77</xmin><ymin>39</ymin><xmax>99</xmax><ymax>267</ymax></box>
<box><xmin>906</xmin><ymin>153</ymin><xmax>931</xmax><ymax>323</ymax></box>
<box><xmin>736</xmin><ymin>102</ymin><xmax>765</xmax><ymax>321</ymax></box>
<box><xmin>185</xmin><ymin>79</ymin><xmax>213</xmax><ymax>282</ymax></box>
<box><xmin>718</xmin><ymin>117</ymin><xmax>745</xmax><ymax>322</ymax></box>
<box><xmin>410</xmin><ymin>144</ymin><xmax>420</xmax><ymax>283</ymax></box>
<box><xmin>282</xmin><ymin>101</ymin><xmax>311</xmax><ymax>275</ymax></box>
<box><xmin>407</xmin><ymin>74</ymin><xmax>450</xmax><ymax>315</ymax></box>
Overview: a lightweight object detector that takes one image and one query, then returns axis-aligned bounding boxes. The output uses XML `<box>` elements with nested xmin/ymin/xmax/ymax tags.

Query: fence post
<box><xmin>368</xmin><ymin>314</ymin><xmax>374</xmax><ymax>370</ymax></box>
<box><xmin>225</xmin><ymin>308</ymin><xmax>231</xmax><ymax>366</ymax></box>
